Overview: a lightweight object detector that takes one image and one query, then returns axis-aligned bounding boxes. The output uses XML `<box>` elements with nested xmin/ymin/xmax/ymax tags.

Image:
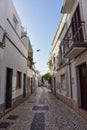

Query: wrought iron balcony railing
<box><xmin>62</xmin><ymin>21</ymin><xmax>87</xmax><ymax>58</ymax></box>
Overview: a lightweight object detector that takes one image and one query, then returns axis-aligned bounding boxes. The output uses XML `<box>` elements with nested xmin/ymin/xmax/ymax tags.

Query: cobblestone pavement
<box><xmin>0</xmin><ymin>87</ymin><xmax>87</xmax><ymax>130</ymax></box>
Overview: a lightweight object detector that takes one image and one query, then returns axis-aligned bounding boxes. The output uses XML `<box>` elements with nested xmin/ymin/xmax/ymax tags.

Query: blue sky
<box><xmin>13</xmin><ymin>0</ymin><xmax>63</xmax><ymax>74</ymax></box>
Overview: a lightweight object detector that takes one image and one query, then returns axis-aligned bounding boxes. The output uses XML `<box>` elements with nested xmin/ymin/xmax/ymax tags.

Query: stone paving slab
<box><xmin>0</xmin><ymin>122</ymin><xmax>13</xmax><ymax>129</ymax></box>
<box><xmin>30</xmin><ymin>113</ymin><xmax>45</xmax><ymax>130</ymax></box>
<box><xmin>0</xmin><ymin>87</ymin><xmax>87</xmax><ymax>130</ymax></box>
<box><xmin>32</xmin><ymin>106</ymin><xmax>49</xmax><ymax>110</ymax></box>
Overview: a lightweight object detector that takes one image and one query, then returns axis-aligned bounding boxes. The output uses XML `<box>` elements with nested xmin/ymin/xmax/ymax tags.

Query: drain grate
<box><xmin>32</xmin><ymin>106</ymin><xmax>49</xmax><ymax>110</ymax></box>
<box><xmin>0</xmin><ymin>122</ymin><xmax>13</xmax><ymax>129</ymax></box>
<box><xmin>7</xmin><ymin>115</ymin><xmax>19</xmax><ymax>120</ymax></box>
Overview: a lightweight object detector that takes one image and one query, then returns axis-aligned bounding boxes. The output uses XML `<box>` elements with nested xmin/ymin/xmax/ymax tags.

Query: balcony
<box><xmin>62</xmin><ymin>21</ymin><xmax>87</xmax><ymax>59</ymax></box>
<box><xmin>0</xmin><ymin>26</ymin><xmax>6</xmax><ymax>48</ymax></box>
<box><xmin>27</xmin><ymin>58</ymin><xmax>34</xmax><ymax>69</ymax></box>
<box><xmin>27</xmin><ymin>53</ymin><xmax>34</xmax><ymax>68</ymax></box>
<box><xmin>61</xmin><ymin>0</ymin><xmax>75</xmax><ymax>13</ymax></box>
<box><xmin>52</xmin><ymin>54</ymin><xmax>65</xmax><ymax>71</ymax></box>
<box><xmin>57</xmin><ymin>47</ymin><xmax>65</xmax><ymax>67</ymax></box>
<box><xmin>52</xmin><ymin>56</ymin><xmax>58</xmax><ymax>71</ymax></box>
<box><xmin>58</xmin><ymin>55</ymin><xmax>65</xmax><ymax>66</ymax></box>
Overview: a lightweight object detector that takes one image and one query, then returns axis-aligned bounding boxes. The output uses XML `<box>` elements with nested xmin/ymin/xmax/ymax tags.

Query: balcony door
<box><xmin>72</xmin><ymin>4</ymin><xmax>83</xmax><ymax>42</ymax></box>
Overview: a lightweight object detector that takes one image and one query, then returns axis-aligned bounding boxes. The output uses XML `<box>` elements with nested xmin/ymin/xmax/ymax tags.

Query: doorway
<box><xmin>54</xmin><ymin>77</ymin><xmax>56</xmax><ymax>94</ymax></box>
<box><xmin>5</xmin><ymin>68</ymin><xmax>13</xmax><ymax>109</ymax></box>
<box><xmin>79</xmin><ymin>63</ymin><xmax>87</xmax><ymax>110</ymax></box>
<box><xmin>23</xmin><ymin>74</ymin><xmax>26</xmax><ymax>98</ymax></box>
<box><xmin>31</xmin><ymin>78</ymin><xmax>33</xmax><ymax>94</ymax></box>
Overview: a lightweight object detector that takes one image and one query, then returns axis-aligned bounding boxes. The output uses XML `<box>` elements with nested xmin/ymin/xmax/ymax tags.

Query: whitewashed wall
<box><xmin>0</xmin><ymin>0</ymin><xmax>28</xmax><ymax>105</ymax></box>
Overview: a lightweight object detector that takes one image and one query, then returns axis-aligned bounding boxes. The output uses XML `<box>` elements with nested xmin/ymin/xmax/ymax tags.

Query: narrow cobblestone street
<box><xmin>0</xmin><ymin>87</ymin><xmax>87</xmax><ymax>130</ymax></box>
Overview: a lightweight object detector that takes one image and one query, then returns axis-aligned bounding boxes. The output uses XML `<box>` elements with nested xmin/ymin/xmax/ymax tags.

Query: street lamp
<box><xmin>36</xmin><ymin>49</ymin><xmax>40</xmax><ymax>52</ymax></box>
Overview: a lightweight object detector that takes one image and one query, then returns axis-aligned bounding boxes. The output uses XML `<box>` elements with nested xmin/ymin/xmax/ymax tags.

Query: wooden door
<box><xmin>5</xmin><ymin>68</ymin><xmax>13</xmax><ymax>109</ymax></box>
<box><xmin>23</xmin><ymin>74</ymin><xmax>26</xmax><ymax>97</ymax></box>
<box><xmin>79</xmin><ymin>63</ymin><xmax>87</xmax><ymax>110</ymax></box>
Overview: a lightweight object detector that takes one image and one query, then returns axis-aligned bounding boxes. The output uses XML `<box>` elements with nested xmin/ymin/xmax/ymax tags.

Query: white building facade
<box><xmin>0</xmin><ymin>0</ymin><xmax>31</xmax><ymax>118</ymax></box>
<box><xmin>51</xmin><ymin>0</ymin><xmax>87</xmax><ymax>120</ymax></box>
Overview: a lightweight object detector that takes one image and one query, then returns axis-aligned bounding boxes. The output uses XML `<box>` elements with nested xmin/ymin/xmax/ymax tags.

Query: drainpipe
<box><xmin>69</xmin><ymin>60</ymin><xmax>73</xmax><ymax>98</ymax></box>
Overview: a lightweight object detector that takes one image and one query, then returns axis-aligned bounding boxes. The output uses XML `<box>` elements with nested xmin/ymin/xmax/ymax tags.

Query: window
<box><xmin>53</xmin><ymin>57</ymin><xmax>55</xmax><ymax>63</ymax></box>
<box><xmin>61</xmin><ymin>74</ymin><xmax>66</xmax><ymax>90</ymax></box>
<box><xmin>16</xmin><ymin>71</ymin><xmax>21</xmax><ymax>89</ymax></box>
<box><xmin>27</xmin><ymin>77</ymin><xmax>30</xmax><ymax>87</ymax></box>
<box><xmin>13</xmin><ymin>15</ymin><xmax>18</xmax><ymax>30</ymax></box>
